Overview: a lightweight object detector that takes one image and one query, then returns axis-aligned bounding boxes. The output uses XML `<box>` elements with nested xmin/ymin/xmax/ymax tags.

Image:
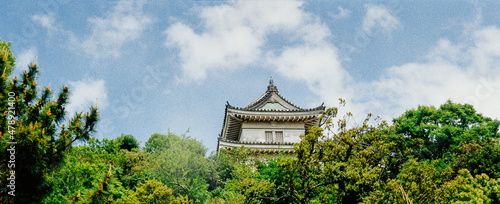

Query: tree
<box><xmin>439</xmin><ymin>169</ymin><xmax>500</xmax><ymax>203</ymax></box>
<box><xmin>115</xmin><ymin>179</ymin><xmax>174</xmax><ymax>204</ymax></box>
<box><xmin>120</xmin><ymin>148</ymin><xmax>150</xmax><ymax>190</ymax></box>
<box><xmin>279</xmin><ymin>102</ymin><xmax>395</xmax><ymax>203</ymax></box>
<box><xmin>144</xmin><ymin>132</ymin><xmax>172</xmax><ymax>153</ymax></box>
<box><xmin>42</xmin><ymin>137</ymin><xmax>132</xmax><ymax>203</ymax></box>
<box><xmin>116</xmin><ymin>134</ymin><xmax>140</xmax><ymax>151</ymax></box>
<box><xmin>115</xmin><ymin>179</ymin><xmax>195</xmax><ymax>204</ymax></box>
<box><xmin>0</xmin><ymin>40</ymin><xmax>99</xmax><ymax>203</ymax></box>
<box><xmin>222</xmin><ymin>164</ymin><xmax>276</xmax><ymax>204</ymax></box>
<box><xmin>392</xmin><ymin>101</ymin><xmax>500</xmax><ymax>160</ymax></box>
<box><xmin>214</xmin><ymin>147</ymin><xmax>278</xmax><ymax>203</ymax></box>
<box><xmin>364</xmin><ymin>158</ymin><xmax>454</xmax><ymax>203</ymax></box>
<box><xmin>256</xmin><ymin>157</ymin><xmax>292</xmax><ymax>203</ymax></box>
<box><xmin>145</xmin><ymin>132</ymin><xmax>205</xmax><ymax>155</ymax></box>
<box><xmin>0</xmin><ymin>41</ymin><xmax>15</xmax><ymax>78</ymax></box>
<box><xmin>453</xmin><ymin>140</ymin><xmax>500</xmax><ymax>178</ymax></box>
<box><xmin>78</xmin><ymin>164</ymin><xmax>125</xmax><ymax>204</ymax></box>
<box><xmin>365</xmin><ymin>161</ymin><xmax>500</xmax><ymax>203</ymax></box>
<box><xmin>146</xmin><ymin>132</ymin><xmax>210</xmax><ymax>203</ymax></box>
<box><xmin>205</xmin><ymin>146</ymin><xmax>253</xmax><ymax>194</ymax></box>
<box><xmin>365</xmin><ymin>101</ymin><xmax>500</xmax><ymax>203</ymax></box>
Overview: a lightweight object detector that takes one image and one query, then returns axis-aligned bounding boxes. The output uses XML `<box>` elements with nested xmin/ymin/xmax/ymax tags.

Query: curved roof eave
<box><xmin>227</xmin><ymin>104</ymin><xmax>325</xmax><ymax>115</ymax></box>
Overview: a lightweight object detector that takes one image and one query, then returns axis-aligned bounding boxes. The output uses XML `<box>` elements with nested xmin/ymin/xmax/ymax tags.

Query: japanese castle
<box><xmin>218</xmin><ymin>79</ymin><xmax>325</xmax><ymax>153</ymax></box>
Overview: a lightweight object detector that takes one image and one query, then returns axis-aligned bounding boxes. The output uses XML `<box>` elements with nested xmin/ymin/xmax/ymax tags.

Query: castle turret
<box><xmin>218</xmin><ymin>79</ymin><xmax>325</xmax><ymax>153</ymax></box>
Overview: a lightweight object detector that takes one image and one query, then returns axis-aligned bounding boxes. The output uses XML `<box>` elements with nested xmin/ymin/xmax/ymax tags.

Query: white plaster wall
<box><xmin>239</xmin><ymin>121</ymin><xmax>305</xmax><ymax>143</ymax></box>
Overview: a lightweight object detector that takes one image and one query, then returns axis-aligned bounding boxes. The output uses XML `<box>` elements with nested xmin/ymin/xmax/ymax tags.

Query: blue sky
<box><xmin>2</xmin><ymin>0</ymin><xmax>500</xmax><ymax>153</ymax></box>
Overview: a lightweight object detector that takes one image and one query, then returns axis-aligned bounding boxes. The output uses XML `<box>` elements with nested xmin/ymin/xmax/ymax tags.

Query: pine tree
<box><xmin>0</xmin><ymin>40</ymin><xmax>100</xmax><ymax>203</ymax></box>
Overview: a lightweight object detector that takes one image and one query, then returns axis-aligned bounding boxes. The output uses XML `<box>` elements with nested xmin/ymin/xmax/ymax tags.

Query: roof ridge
<box><xmin>243</xmin><ymin>79</ymin><xmax>304</xmax><ymax>110</ymax></box>
<box><xmin>273</xmin><ymin>91</ymin><xmax>303</xmax><ymax>110</ymax></box>
<box><xmin>228</xmin><ymin>103</ymin><xmax>325</xmax><ymax>112</ymax></box>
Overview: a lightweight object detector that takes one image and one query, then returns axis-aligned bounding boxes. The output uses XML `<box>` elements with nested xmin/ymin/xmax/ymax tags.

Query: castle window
<box><xmin>265</xmin><ymin>131</ymin><xmax>273</xmax><ymax>142</ymax></box>
<box><xmin>276</xmin><ymin>131</ymin><xmax>283</xmax><ymax>143</ymax></box>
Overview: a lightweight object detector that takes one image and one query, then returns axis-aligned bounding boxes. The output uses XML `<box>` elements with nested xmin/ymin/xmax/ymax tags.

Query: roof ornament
<box><xmin>267</xmin><ymin>76</ymin><xmax>278</xmax><ymax>93</ymax></box>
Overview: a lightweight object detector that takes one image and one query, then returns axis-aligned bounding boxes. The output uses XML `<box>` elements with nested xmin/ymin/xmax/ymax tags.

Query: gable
<box><xmin>243</xmin><ymin>79</ymin><xmax>303</xmax><ymax>111</ymax></box>
<box><xmin>258</xmin><ymin>102</ymin><xmax>288</xmax><ymax>110</ymax></box>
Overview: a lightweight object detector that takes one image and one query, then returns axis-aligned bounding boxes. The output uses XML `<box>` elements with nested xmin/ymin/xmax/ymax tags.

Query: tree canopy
<box><xmin>1</xmin><ymin>39</ymin><xmax>99</xmax><ymax>204</ymax></box>
<box><xmin>393</xmin><ymin>100</ymin><xmax>500</xmax><ymax>160</ymax></box>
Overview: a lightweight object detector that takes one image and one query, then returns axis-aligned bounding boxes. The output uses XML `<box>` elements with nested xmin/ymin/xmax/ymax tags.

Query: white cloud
<box><xmin>66</xmin><ymin>79</ymin><xmax>109</xmax><ymax>115</ymax></box>
<box><xmin>362</xmin><ymin>4</ymin><xmax>400</xmax><ymax>34</ymax></box>
<box><xmin>426</xmin><ymin>39</ymin><xmax>464</xmax><ymax>63</ymax></box>
<box><xmin>165</xmin><ymin>0</ymin><xmax>353</xmax><ymax>102</ymax></box>
<box><xmin>361</xmin><ymin>26</ymin><xmax>500</xmax><ymax>120</ymax></box>
<box><xmin>165</xmin><ymin>0</ymin><xmax>353</xmax><ymax>114</ymax></box>
<box><xmin>268</xmin><ymin>44</ymin><xmax>351</xmax><ymax>102</ymax></box>
<box><xmin>469</xmin><ymin>26</ymin><xmax>500</xmax><ymax>74</ymax></box>
<box><xmin>166</xmin><ymin>1</ymin><xmax>500</xmax><ymax>123</ymax></box>
<box><xmin>30</xmin><ymin>0</ymin><xmax>151</xmax><ymax>59</ymax></box>
<box><xmin>15</xmin><ymin>47</ymin><xmax>37</xmax><ymax>72</ymax></box>
<box><xmin>78</xmin><ymin>0</ymin><xmax>152</xmax><ymax>59</ymax></box>
<box><xmin>165</xmin><ymin>0</ymin><xmax>315</xmax><ymax>82</ymax></box>
<box><xmin>32</xmin><ymin>14</ymin><xmax>57</xmax><ymax>31</ymax></box>
<box><xmin>330</xmin><ymin>6</ymin><xmax>351</xmax><ymax>20</ymax></box>
<box><xmin>166</xmin><ymin>22</ymin><xmax>262</xmax><ymax>81</ymax></box>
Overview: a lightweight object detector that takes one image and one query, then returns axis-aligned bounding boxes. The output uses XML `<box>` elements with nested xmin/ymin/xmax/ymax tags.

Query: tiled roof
<box><xmin>229</xmin><ymin>78</ymin><xmax>324</xmax><ymax>112</ymax></box>
<box><xmin>243</xmin><ymin>78</ymin><xmax>305</xmax><ymax>111</ymax></box>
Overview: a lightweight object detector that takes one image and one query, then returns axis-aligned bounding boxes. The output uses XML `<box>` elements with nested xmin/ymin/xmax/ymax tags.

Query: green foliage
<box><xmin>115</xmin><ymin>179</ymin><xmax>174</xmax><ymax>204</ymax></box>
<box><xmin>114</xmin><ymin>190</ymin><xmax>141</xmax><ymax>204</ymax></box>
<box><xmin>0</xmin><ymin>41</ymin><xmax>15</xmax><ymax>77</ymax></box>
<box><xmin>84</xmin><ymin>164</ymin><xmax>123</xmax><ymax>204</ymax></box>
<box><xmin>206</xmin><ymin>147</ymin><xmax>255</xmax><ymax>193</ymax></box>
<box><xmin>453</xmin><ymin>141</ymin><xmax>500</xmax><ymax>178</ymax></box>
<box><xmin>278</xmin><ymin>104</ymin><xmax>395</xmax><ymax>203</ymax></box>
<box><xmin>116</xmin><ymin>134</ymin><xmax>140</xmax><ymax>151</ymax></box>
<box><xmin>365</xmin><ymin>163</ymin><xmax>500</xmax><ymax>203</ymax></box>
<box><xmin>120</xmin><ymin>149</ymin><xmax>149</xmax><ymax>190</ymax></box>
<box><xmin>393</xmin><ymin>101</ymin><xmax>500</xmax><ymax>160</ymax></box>
<box><xmin>42</xmin><ymin>138</ymin><xmax>128</xmax><ymax>203</ymax></box>
<box><xmin>144</xmin><ymin>132</ymin><xmax>171</xmax><ymax>153</ymax></box>
<box><xmin>440</xmin><ymin>169</ymin><xmax>500</xmax><ymax>203</ymax></box>
<box><xmin>218</xmin><ymin>191</ymin><xmax>245</xmax><ymax>204</ymax></box>
<box><xmin>206</xmin><ymin>147</ymin><xmax>286</xmax><ymax>203</ymax></box>
<box><xmin>394</xmin><ymin>158</ymin><xmax>453</xmax><ymax>203</ymax></box>
<box><xmin>206</xmin><ymin>150</ymin><xmax>234</xmax><ymax>192</ymax></box>
<box><xmin>222</xmin><ymin>156</ymin><xmax>276</xmax><ymax>203</ymax></box>
<box><xmin>146</xmin><ymin>132</ymin><xmax>210</xmax><ymax>203</ymax></box>
<box><xmin>256</xmin><ymin>157</ymin><xmax>291</xmax><ymax>203</ymax></box>
<box><xmin>0</xmin><ymin>39</ymin><xmax>99</xmax><ymax>203</ymax></box>
<box><xmin>145</xmin><ymin>131</ymin><xmax>207</xmax><ymax>154</ymax></box>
